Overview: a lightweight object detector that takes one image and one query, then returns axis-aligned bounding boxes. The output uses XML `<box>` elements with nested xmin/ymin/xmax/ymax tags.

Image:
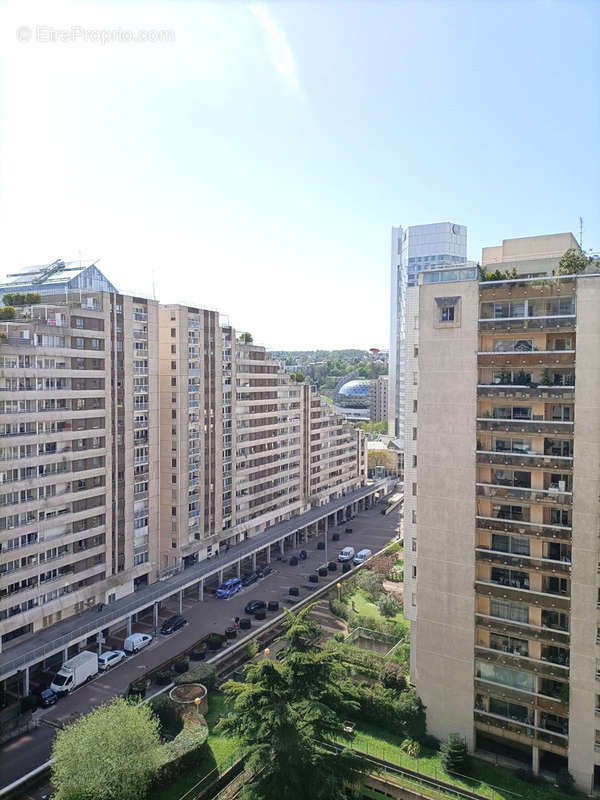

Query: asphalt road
<box><xmin>0</xmin><ymin>505</ymin><xmax>400</xmax><ymax>791</ymax></box>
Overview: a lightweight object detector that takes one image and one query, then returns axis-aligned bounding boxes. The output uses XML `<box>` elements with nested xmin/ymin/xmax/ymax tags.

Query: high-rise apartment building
<box><xmin>406</xmin><ymin>232</ymin><xmax>600</xmax><ymax>791</ymax></box>
<box><xmin>0</xmin><ymin>263</ymin><xmax>160</xmax><ymax>651</ymax></box>
<box><xmin>370</xmin><ymin>375</ymin><xmax>389</xmax><ymax>423</ymax></box>
<box><xmin>388</xmin><ymin>222</ymin><xmax>467</xmax><ymax>443</ymax></box>
<box><xmin>0</xmin><ymin>264</ymin><xmax>366</xmax><ymax>653</ymax></box>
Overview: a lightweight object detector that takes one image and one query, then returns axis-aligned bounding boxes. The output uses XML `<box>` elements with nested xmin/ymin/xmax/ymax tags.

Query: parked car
<box><xmin>257</xmin><ymin>564</ymin><xmax>272</xmax><ymax>578</ymax></box>
<box><xmin>244</xmin><ymin>600</ymin><xmax>266</xmax><ymax>615</ymax></box>
<box><xmin>160</xmin><ymin>614</ymin><xmax>187</xmax><ymax>635</ymax></box>
<box><xmin>123</xmin><ymin>633</ymin><xmax>153</xmax><ymax>654</ymax></box>
<box><xmin>242</xmin><ymin>571</ymin><xmax>259</xmax><ymax>587</ymax></box>
<box><xmin>338</xmin><ymin>546</ymin><xmax>355</xmax><ymax>562</ymax></box>
<box><xmin>98</xmin><ymin>650</ymin><xmax>126</xmax><ymax>671</ymax></box>
<box><xmin>353</xmin><ymin>548</ymin><xmax>372</xmax><ymax>565</ymax></box>
<box><xmin>216</xmin><ymin>577</ymin><xmax>243</xmax><ymax>598</ymax></box>
<box><xmin>38</xmin><ymin>688</ymin><xmax>58</xmax><ymax>708</ymax></box>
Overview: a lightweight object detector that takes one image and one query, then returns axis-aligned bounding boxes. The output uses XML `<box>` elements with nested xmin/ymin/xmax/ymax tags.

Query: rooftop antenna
<box><xmin>151</xmin><ymin>270</ymin><xmax>156</xmax><ymax>301</ymax></box>
<box><xmin>579</xmin><ymin>217</ymin><xmax>583</xmax><ymax>249</ymax></box>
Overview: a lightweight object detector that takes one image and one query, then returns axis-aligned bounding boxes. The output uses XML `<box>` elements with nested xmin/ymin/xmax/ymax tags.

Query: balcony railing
<box><xmin>476</xmin><ymin>484</ymin><xmax>572</xmax><ymax>506</ymax></box>
<box><xmin>477</xmin><ymin>418</ymin><xmax>574</xmax><ymax>436</ymax></box>
<box><xmin>475</xmin><ymin>548</ymin><xmax>571</xmax><ymax>575</ymax></box>
<box><xmin>478</xmin><ymin>316</ymin><xmax>576</xmax><ymax>333</ymax></box>
<box><xmin>475</xmin><ymin>450</ymin><xmax>573</xmax><ymax>471</ymax></box>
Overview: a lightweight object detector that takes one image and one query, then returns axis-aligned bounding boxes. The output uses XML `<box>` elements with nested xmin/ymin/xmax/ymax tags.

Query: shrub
<box><xmin>247</xmin><ymin>640</ymin><xmax>259</xmax><ymax>658</ymax></box>
<box><xmin>207</xmin><ymin>632</ymin><xmax>223</xmax><ymax>650</ymax></box>
<box><xmin>24</xmin><ymin>292</ymin><xmax>41</xmax><ymax>305</ymax></box>
<box><xmin>189</xmin><ymin>644</ymin><xmax>207</xmax><ymax>661</ymax></box>
<box><xmin>150</xmin><ymin>694</ymin><xmax>182</xmax><ymax>736</ymax></box>
<box><xmin>173</xmin><ymin>659</ymin><xmax>189</xmax><ymax>674</ymax></box>
<box><xmin>153</xmin><ymin>718</ymin><xmax>209</xmax><ymax>788</ymax></box>
<box><xmin>329</xmin><ymin>597</ymin><xmax>349</xmax><ymax>620</ymax></box>
<box><xmin>376</xmin><ymin>593</ymin><xmax>401</xmax><ymax>618</ymax></box>
<box><xmin>419</xmin><ymin>734</ymin><xmax>440</xmax><ymax>751</ymax></box>
<box><xmin>129</xmin><ymin>680</ymin><xmax>147</xmax><ymax>699</ymax></box>
<box><xmin>333</xmin><ymin>632</ymin><xmax>345</xmax><ymax>643</ymax></box>
<box><xmin>154</xmin><ymin>670</ymin><xmax>172</xmax><ymax>686</ymax></box>
<box><xmin>440</xmin><ymin>733</ymin><xmax>468</xmax><ymax>774</ymax></box>
<box><xmin>400</xmin><ymin>738</ymin><xmax>421</xmax><ymax>758</ymax></box>
<box><xmin>0</xmin><ymin>306</ymin><xmax>15</xmax><ymax>320</ymax></box>
<box><xmin>556</xmin><ymin>768</ymin><xmax>575</xmax><ymax>794</ymax></box>
<box><xmin>174</xmin><ymin>663</ymin><xmax>217</xmax><ymax>691</ymax></box>
<box><xmin>21</xmin><ymin>695</ymin><xmax>37</xmax><ymax>712</ymax></box>
<box><xmin>357</xmin><ymin>570</ymin><xmax>384</xmax><ymax>599</ymax></box>
<box><xmin>379</xmin><ymin>661</ymin><xmax>406</xmax><ymax>692</ymax></box>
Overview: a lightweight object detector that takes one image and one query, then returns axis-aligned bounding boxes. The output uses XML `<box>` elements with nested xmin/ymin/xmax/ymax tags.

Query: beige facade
<box><xmin>408</xmin><ymin>235</ymin><xmax>600</xmax><ymax>791</ymax></box>
<box><xmin>0</xmin><ymin>269</ymin><xmax>366</xmax><ymax>655</ymax></box>
<box><xmin>0</xmin><ymin>289</ymin><xmax>160</xmax><ymax>652</ymax></box>
<box><xmin>370</xmin><ymin>375</ymin><xmax>389</xmax><ymax>423</ymax></box>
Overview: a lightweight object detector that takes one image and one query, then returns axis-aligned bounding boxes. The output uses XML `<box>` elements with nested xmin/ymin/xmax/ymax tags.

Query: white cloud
<box><xmin>249</xmin><ymin>3</ymin><xmax>301</xmax><ymax>96</ymax></box>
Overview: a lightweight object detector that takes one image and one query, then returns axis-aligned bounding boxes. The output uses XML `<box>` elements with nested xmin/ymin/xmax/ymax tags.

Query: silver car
<box><xmin>98</xmin><ymin>650</ymin><xmax>126</xmax><ymax>670</ymax></box>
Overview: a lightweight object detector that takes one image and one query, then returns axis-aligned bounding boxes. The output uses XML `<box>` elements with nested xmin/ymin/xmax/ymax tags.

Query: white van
<box><xmin>353</xmin><ymin>548</ymin><xmax>372</xmax><ymax>565</ymax></box>
<box><xmin>123</xmin><ymin>633</ymin><xmax>152</xmax><ymax>654</ymax></box>
<box><xmin>338</xmin><ymin>546</ymin><xmax>355</xmax><ymax>562</ymax></box>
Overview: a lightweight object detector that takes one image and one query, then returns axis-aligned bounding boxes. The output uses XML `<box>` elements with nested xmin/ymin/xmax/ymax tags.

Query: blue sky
<box><xmin>0</xmin><ymin>0</ymin><xmax>598</xmax><ymax>349</ymax></box>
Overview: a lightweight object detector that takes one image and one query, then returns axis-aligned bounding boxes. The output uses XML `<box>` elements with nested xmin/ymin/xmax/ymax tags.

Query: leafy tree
<box><xmin>217</xmin><ymin>610</ymin><xmax>366</xmax><ymax>800</ymax></box>
<box><xmin>356</xmin><ymin>570</ymin><xmax>385</xmax><ymax>600</ymax></box>
<box><xmin>377</xmin><ymin>593</ymin><xmax>401</xmax><ymax>618</ymax></box>
<box><xmin>439</xmin><ymin>733</ymin><xmax>468</xmax><ymax>774</ymax></box>
<box><xmin>51</xmin><ymin>697</ymin><xmax>162</xmax><ymax>800</ymax></box>
<box><xmin>24</xmin><ymin>292</ymin><xmax>41</xmax><ymax>304</ymax></box>
<box><xmin>379</xmin><ymin>661</ymin><xmax>406</xmax><ymax>692</ymax></box>
<box><xmin>357</xmin><ymin>421</ymin><xmax>388</xmax><ymax>435</ymax></box>
<box><xmin>240</xmin><ymin>332</ymin><xmax>253</xmax><ymax>343</ymax></box>
<box><xmin>367</xmin><ymin>450</ymin><xmax>397</xmax><ymax>472</ymax></box>
<box><xmin>0</xmin><ymin>306</ymin><xmax>15</xmax><ymax>320</ymax></box>
<box><xmin>557</xmin><ymin>247</ymin><xmax>594</xmax><ymax>275</ymax></box>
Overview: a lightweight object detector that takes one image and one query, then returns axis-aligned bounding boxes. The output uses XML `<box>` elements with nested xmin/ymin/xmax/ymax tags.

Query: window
<box><xmin>171</xmin><ymin>344</ymin><xmax>176</xmax><ymax>354</ymax></box>
<box><xmin>412</xmin><ymin>565</ymin><xmax>417</xmax><ymax>578</ymax></box>
<box><xmin>171</xmin><ymin>377</ymin><xmax>176</xmax><ymax>387</ymax></box>
<box><xmin>171</xmin><ymin>328</ymin><xmax>176</xmax><ymax>337</ymax></box>
<box><xmin>412</xmin><ymin>427</ymin><xmax>417</xmax><ymax>440</ymax></box>
<box><xmin>413</xmin><ymin>400</ymin><xmax>417</xmax><ymax>413</ymax></box>
<box><xmin>490</xmin><ymin>598</ymin><xmax>528</xmax><ymax>623</ymax></box>
<box><xmin>441</xmin><ymin>306</ymin><xmax>455</xmax><ymax>322</ymax></box>
<box><xmin>412</xmin><ymin>482</ymin><xmax>417</xmax><ymax>496</ymax></box>
<box><xmin>412</xmin><ymin>455</ymin><xmax>417</xmax><ymax>468</ymax></box>
<box><xmin>413</xmin><ymin>345</ymin><xmax>419</xmax><ymax>358</ymax></box>
<box><xmin>171</xmin><ymin>360</ymin><xmax>176</xmax><ymax>370</ymax></box>
<box><xmin>411</xmin><ymin>538</ymin><xmax>417</xmax><ymax>552</ymax></box>
<box><xmin>411</xmin><ymin>593</ymin><xmax>416</xmax><ymax>607</ymax></box>
<box><xmin>411</xmin><ymin>510</ymin><xmax>417</xmax><ymax>524</ymax></box>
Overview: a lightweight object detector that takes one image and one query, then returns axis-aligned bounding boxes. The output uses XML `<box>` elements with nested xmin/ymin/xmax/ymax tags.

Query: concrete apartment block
<box><xmin>407</xmin><ymin>234</ymin><xmax>600</xmax><ymax>791</ymax></box>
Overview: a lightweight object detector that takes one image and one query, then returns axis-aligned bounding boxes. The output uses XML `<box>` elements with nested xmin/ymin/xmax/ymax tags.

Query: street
<box><xmin>0</xmin><ymin>504</ymin><xmax>400</xmax><ymax>791</ymax></box>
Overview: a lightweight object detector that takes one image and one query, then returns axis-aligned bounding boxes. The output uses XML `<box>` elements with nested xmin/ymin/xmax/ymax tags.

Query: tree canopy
<box><xmin>51</xmin><ymin>697</ymin><xmax>163</xmax><ymax>800</ymax></box>
<box><xmin>217</xmin><ymin>608</ymin><xmax>366</xmax><ymax>800</ymax></box>
<box><xmin>557</xmin><ymin>248</ymin><xmax>595</xmax><ymax>275</ymax></box>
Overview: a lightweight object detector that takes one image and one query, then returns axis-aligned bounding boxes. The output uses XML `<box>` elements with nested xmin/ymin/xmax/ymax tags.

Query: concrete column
<box><xmin>218</xmin><ymin>569</ymin><xmax>224</xmax><ymax>584</ymax></box>
<box><xmin>279</xmin><ymin>539</ymin><xmax>285</xmax><ymax>556</ymax></box>
<box><xmin>23</xmin><ymin>667</ymin><xmax>29</xmax><ymax>697</ymax></box>
<box><xmin>266</xmin><ymin>546</ymin><xmax>271</xmax><ymax>564</ymax></box>
<box><xmin>178</xmin><ymin>590</ymin><xmax>183</xmax><ymax>614</ymax></box>
<box><xmin>293</xmin><ymin>532</ymin><xmax>297</xmax><ymax>549</ymax></box>
<box><xmin>199</xmin><ymin>580</ymin><xmax>204</xmax><ymax>602</ymax></box>
<box><xmin>531</xmin><ymin>746</ymin><xmax>539</xmax><ymax>774</ymax></box>
<box><xmin>63</xmin><ymin>648</ymin><xmax>69</xmax><ymax>661</ymax></box>
<box><xmin>324</xmin><ymin>517</ymin><xmax>328</xmax><ymax>532</ymax></box>
<box><xmin>153</xmin><ymin>602</ymin><xmax>159</xmax><ymax>630</ymax></box>
<box><xmin>252</xmin><ymin>553</ymin><xmax>257</xmax><ymax>571</ymax></box>
<box><xmin>236</xmin><ymin>560</ymin><xmax>241</xmax><ymax>577</ymax></box>
<box><xmin>97</xmin><ymin>631</ymin><xmax>104</xmax><ymax>656</ymax></box>
<box><xmin>126</xmin><ymin>616</ymin><xmax>132</xmax><ymax>636</ymax></box>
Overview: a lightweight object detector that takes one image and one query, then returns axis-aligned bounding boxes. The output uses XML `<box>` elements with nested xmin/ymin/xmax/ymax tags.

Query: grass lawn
<box><xmin>153</xmin><ymin>692</ymin><xmax>240</xmax><ymax>800</ymax></box>
<box><xmin>348</xmin><ymin>720</ymin><xmax>581</xmax><ymax>800</ymax></box>
<box><xmin>348</xmin><ymin>588</ymin><xmax>406</xmax><ymax>626</ymax></box>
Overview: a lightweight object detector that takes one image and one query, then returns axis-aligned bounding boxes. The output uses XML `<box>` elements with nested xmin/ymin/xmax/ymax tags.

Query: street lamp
<box><xmin>336</xmin><ymin>583</ymin><xmax>342</xmax><ymax>601</ymax></box>
<box><xmin>194</xmin><ymin>696</ymin><xmax>202</xmax><ymax>718</ymax></box>
<box><xmin>264</xmin><ymin>648</ymin><xmax>271</xmax><ymax>657</ymax></box>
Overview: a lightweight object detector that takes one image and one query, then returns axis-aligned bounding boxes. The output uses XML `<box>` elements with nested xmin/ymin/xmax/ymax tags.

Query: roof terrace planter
<box><xmin>169</xmin><ymin>682</ymin><xmax>208</xmax><ymax>719</ymax></box>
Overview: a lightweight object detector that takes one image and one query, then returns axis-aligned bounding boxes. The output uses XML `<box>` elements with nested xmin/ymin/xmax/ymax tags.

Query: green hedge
<box><xmin>150</xmin><ymin>694</ymin><xmax>182</xmax><ymax>737</ymax></box>
<box><xmin>174</xmin><ymin>663</ymin><xmax>217</xmax><ymax>691</ymax></box>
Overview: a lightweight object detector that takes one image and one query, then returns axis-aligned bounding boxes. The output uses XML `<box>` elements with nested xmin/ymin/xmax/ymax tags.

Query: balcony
<box><xmin>475</xmin><ymin>613</ymin><xmax>570</xmax><ymax>646</ymax></box>
<box><xmin>475</xmin><ymin>549</ymin><xmax>571</xmax><ymax>575</ymax></box>
<box><xmin>475</xmin><ymin>449</ymin><xmax>573</xmax><ymax>471</ymax></box>
<box><xmin>477</xmin><ymin>385</ymin><xmax>575</xmax><ymax>402</ymax></box>
<box><xmin>474</xmin><ymin>710</ymin><xmax>568</xmax><ymax>753</ymax></box>
<box><xmin>477</xmin><ymin>418</ymin><xmax>574</xmax><ymax>436</ymax></box>
<box><xmin>476</xmin><ymin>484</ymin><xmax>572</xmax><ymax>507</ymax></box>
<box><xmin>478</xmin><ymin>351</ymin><xmax>575</xmax><ymax>369</ymax></box>
<box><xmin>478</xmin><ymin>316</ymin><xmax>576</xmax><ymax>334</ymax></box>
<box><xmin>475</xmin><ymin>580</ymin><xmax>570</xmax><ymax>611</ymax></box>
